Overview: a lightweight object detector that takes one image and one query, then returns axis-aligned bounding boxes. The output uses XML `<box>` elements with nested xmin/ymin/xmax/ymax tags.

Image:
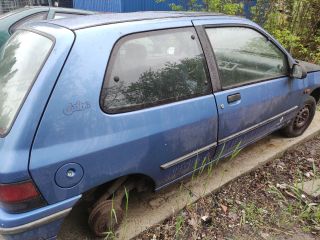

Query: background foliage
<box><xmin>252</xmin><ymin>0</ymin><xmax>320</xmax><ymax>64</ymax></box>
<box><xmin>157</xmin><ymin>0</ymin><xmax>320</xmax><ymax>64</ymax></box>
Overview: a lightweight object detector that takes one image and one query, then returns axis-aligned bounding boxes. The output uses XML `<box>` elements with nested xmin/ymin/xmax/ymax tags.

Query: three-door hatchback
<box><xmin>0</xmin><ymin>12</ymin><xmax>320</xmax><ymax>240</ymax></box>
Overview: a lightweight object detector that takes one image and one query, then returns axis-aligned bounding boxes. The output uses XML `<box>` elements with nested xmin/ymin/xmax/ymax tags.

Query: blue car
<box><xmin>0</xmin><ymin>12</ymin><xmax>319</xmax><ymax>240</ymax></box>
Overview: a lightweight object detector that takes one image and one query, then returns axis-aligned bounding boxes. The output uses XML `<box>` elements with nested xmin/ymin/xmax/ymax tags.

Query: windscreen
<box><xmin>0</xmin><ymin>30</ymin><xmax>53</xmax><ymax>136</ymax></box>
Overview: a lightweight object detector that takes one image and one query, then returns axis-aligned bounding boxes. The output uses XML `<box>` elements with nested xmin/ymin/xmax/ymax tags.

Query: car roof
<box><xmin>50</xmin><ymin>11</ymin><xmax>228</xmax><ymax>30</ymax></box>
<box><xmin>49</xmin><ymin>6</ymin><xmax>95</xmax><ymax>15</ymax></box>
<box><xmin>0</xmin><ymin>6</ymin><xmax>49</xmax><ymax>19</ymax></box>
<box><xmin>0</xmin><ymin>6</ymin><xmax>94</xmax><ymax>19</ymax></box>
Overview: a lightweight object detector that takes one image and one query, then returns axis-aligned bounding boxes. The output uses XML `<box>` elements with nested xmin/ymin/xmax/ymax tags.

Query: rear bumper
<box><xmin>0</xmin><ymin>195</ymin><xmax>81</xmax><ymax>240</ymax></box>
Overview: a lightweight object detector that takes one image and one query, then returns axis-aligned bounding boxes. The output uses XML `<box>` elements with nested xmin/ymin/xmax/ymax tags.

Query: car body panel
<box><xmin>0</xmin><ymin>195</ymin><xmax>80</xmax><ymax>240</ymax></box>
<box><xmin>48</xmin><ymin>11</ymin><xmax>225</xmax><ymax>30</ymax></box>
<box><xmin>29</xmin><ymin>19</ymin><xmax>219</xmax><ymax>204</ymax></box>
<box><xmin>0</xmin><ymin>195</ymin><xmax>80</xmax><ymax>228</ymax></box>
<box><xmin>305</xmin><ymin>71</ymin><xmax>320</xmax><ymax>96</ymax></box>
<box><xmin>298</xmin><ymin>61</ymin><xmax>320</xmax><ymax>93</ymax></box>
<box><xmin>214</xmin><ymin>77</ymin><xmax>305</xmax><ymax>157</ymax></box>
<box><xmin>46</xmin><ymin>7</ymin><xmax>95</xmax><ymax>19</ymax></box>
<box><xmin>299</xmin><ymin>60</ymin><xmax>320</xmax><ymax>73</ymax></box>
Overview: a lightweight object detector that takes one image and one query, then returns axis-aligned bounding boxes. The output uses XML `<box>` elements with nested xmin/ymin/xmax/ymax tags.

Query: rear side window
<box><xmin>101</xmin><ymin>28</ymin><xmax>211</xmax><ymax>113</ymax></box>
<box><xmin>0</xmin><ymin>30</ymin><xmax>53</xmax><ymax>136</ymax></box>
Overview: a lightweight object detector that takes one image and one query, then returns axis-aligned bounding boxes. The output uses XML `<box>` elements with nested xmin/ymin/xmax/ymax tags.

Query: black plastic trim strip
<box><xmin>219</xmin><ymin>106</ymin><xmax>298</xmax><ymax>144</ymax></box>
<box><xmin>160</xmin><ymin>142</ymin><xmax>217</xmax><ymax>170</ymax></box>
<box><xmin>194</xmin><ymin>25</ymin><xmax>221</xmax><ymax>92</ymax></box>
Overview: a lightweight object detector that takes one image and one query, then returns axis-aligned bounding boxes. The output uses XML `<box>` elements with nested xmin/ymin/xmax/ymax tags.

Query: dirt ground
<box><xmin>134</xmin><ymin>135</ymin><xmax>320</xmax><ymax>240</ymax></box>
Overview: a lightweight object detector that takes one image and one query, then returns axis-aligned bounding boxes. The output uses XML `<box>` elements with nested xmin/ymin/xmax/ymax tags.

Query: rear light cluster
<box><xmin>0</xmin><ymin>180</ymin><xmax>46</xmax><ymax>213</ymax></box>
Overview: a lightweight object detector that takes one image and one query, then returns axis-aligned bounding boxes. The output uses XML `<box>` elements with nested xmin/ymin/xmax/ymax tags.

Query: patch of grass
<box><xmin>241</xmin><ymin>202</ymin><xmax>268</xmax><ymax>227</ymax></box>
<box><xmin>199</xmin><ymin>156</ymin><xmax>208</xmax><ymax>175</ymax></box>
<box><xmin>268</xmin><ymin>185</ymin><xmax>288</xmax><ymax>203</ymax></box>
<box><xmin>230</xmin><ymin>141</ymin><xmax>242</xmax><ymax>160</ymax></box>
<box><xmin>277</xmin><ymin>205</ymin><xmax>295</xmax><ymax>227</ymax></box>
<box><xmin>124</xmin><ymin>186</ymin><xmax>129</xmax><ymax>218</ymax></box>
<box><xmin>191</xmin><ymin>158</ymin><xmax>199</xmax><ymax>181</ymax></box>
<box><xmin>209</xmin><ymin>143</ymin><xmax>225</xmax><ymax>173</ymax></box>
<box><xmin>222</xmin><ymin>149</ymin><xmax>320</xmax><ymax>235</ymax></box>
<box><xmin>175</xmin><ymin>214</ymin><xmax>185</xmax><ymax>239</ymax></box>
<box><xmin>104</xmin><ymin>231</ymin><xmax>116</xmax><ymax>240</ymax></box>
<box><xmin>104</xmin><ymin>197</ymin><xmax>118</xmax><ymax>240</ymax></box>
<box><xmin>312</xmin><ymin>161</ymin><xmax>319</xmax><ymax>178</ymax></box>
<box><xmin>267</xmin><ymin>167</ymin><xmax>320</xmax><ymax>233</ymax></box>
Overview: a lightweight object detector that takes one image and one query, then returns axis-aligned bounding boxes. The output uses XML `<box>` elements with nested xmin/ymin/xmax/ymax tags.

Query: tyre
<box><xmin>281</xmin><ymin>95</ymin><xmax>316</xmax><ymax>138</ymax></box>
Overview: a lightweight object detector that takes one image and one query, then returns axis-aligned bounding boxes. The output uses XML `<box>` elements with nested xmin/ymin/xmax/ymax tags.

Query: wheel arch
<box><xmin>81</xmin><ymin>173</ymin><xmax>156</xmax><ymax>202</ymax></box>
<box><xmin>311</xmin><ymin>87</ymin><xmax>320</xmax><ymax>104</ymax></box>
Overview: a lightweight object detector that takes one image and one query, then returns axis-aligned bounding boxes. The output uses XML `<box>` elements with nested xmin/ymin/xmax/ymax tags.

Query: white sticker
<box><xmin>167</xmin><ymin>47</ymin><xmax>175</xmax><ymax>55</ymax></box>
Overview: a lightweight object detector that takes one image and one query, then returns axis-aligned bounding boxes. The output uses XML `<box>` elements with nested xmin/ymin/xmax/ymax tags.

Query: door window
<box><xmin>206</xmin><ymin>27</ymin><xmax>289</xmax><ymax>88</ymax></box>
<box><xmin>101</xmin><ymin>28</ymin><xmax>211</xmax><ymax>113</ymax></box>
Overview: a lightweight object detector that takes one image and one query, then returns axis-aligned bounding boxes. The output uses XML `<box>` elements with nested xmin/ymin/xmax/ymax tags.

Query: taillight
<box><xmin>0</xmin><ymin>180</ymin><xmax>46</xmax><ymax>213</ymax></box>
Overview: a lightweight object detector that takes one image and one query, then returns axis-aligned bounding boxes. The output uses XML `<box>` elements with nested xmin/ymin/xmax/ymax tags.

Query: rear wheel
<box><xmin>88</xmin><ymin>200</ymin><xmax>124</xmax><ymax>237</ymax></box>
<box><xmin>87</xmin><ymin>176</ymin><xmax>150</xmax><ymax>237</ymax></box>
<box><xmin>281</xmin><ymin>96</ymin><xmax>316</xmax><ymax>138</ymax></box>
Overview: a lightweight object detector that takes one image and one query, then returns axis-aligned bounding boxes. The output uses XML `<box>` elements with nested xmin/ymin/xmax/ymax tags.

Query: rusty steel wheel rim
<box><xmin>294</xmin><ymin>104</ymin><xmax>311</xmax><ymax>129</ymax></box>
<box><xmin>89</xmin><ymin>200</ymin><xmax>124</xmax><ymax>237</ymax></box>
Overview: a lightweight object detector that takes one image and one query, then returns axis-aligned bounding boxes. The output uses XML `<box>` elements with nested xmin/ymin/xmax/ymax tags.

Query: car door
<box><xmin>194</xmin><ymin>21</ymin><xmax>305</xmax><ymax>158</ymax></box>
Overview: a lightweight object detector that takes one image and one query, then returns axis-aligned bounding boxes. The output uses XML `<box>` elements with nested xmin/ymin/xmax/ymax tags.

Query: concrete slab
<box><xmin>234</xmin><ymin>232</ymin><xmax>318</xmax><ymax>240</ymax></box>
<box><xmin>298</xmin><ymin>178</ymin><xmax>320</xmax><ymax>199</ymax></box>
<box><xmin>57</xmin><ymin>112</ymin><xmax>320</xmax><ymax>240</ymax></box>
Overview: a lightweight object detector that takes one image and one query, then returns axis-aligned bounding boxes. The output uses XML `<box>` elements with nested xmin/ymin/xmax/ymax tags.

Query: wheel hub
<box><xmin>88</xmin><ymin>200</ymin><xmax>124</xmax><ymax>237</ymax></box>
<box><xmin>294</xmin><ymin>105</ymin><xmax>310</xmax><ymax>129</ymax></box>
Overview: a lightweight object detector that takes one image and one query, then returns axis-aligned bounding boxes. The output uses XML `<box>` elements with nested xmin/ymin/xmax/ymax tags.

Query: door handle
<box><xmin>227</xmin><ymin>93</ymin><xmax>241</xmax><ymax>103</ymax></box>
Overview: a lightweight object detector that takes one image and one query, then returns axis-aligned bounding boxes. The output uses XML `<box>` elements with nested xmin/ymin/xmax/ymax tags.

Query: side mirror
<box><xmin>291</xmin><ymin>64</ymin><xmax>307</xmax><ymax>79</ymax></box>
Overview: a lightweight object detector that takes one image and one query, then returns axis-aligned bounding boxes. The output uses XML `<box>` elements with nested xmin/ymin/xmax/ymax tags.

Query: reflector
<box><xmin>0</xmin><ymin>181</ymin><xmax>39</xmax><ymax>203</ymax></box>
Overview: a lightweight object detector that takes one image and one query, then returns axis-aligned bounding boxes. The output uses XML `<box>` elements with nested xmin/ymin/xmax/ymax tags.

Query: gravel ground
<box><xmin>134</xmin><ymin>135</ymin><xmax>320</xmax><ymax>240</ymax></box>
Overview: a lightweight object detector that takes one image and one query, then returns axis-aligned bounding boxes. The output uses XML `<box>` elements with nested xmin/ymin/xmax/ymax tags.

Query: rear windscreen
<box><xmin>0</xmin><ymin>30</ymin><xmax>53</xmax><ymax>136</ymax></box>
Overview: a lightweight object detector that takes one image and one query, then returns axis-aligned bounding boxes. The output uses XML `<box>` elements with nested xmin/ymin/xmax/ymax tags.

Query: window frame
<box><xmin>9</xmin><ymin>12</ymin><xmax>49</xmax><ymax>34</ymax></box>
<box><xmin>203</xmin><ymin>24</ymin><xmax>291</xmax><ymax>90</ymax></box>
<box><xmin>100</xmin><ymin>27</ymin><xmax>213</xmax><ymax>115</ymax></box>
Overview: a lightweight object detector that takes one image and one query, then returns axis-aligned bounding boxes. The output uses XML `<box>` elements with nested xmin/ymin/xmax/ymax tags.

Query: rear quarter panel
<box><xmin>0</xmin><ymin>23</ymin><xmax>74</xmax><ymax>184</ymax></box>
